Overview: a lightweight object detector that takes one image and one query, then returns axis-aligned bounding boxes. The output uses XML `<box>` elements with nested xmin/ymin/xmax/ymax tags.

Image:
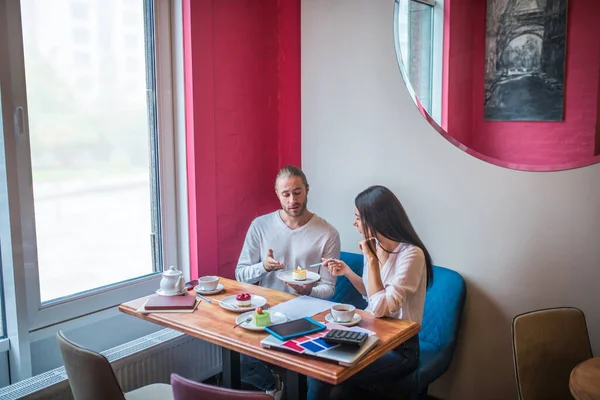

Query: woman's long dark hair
<box><xmin>355</xmin><ymin>185</ymin><xmax>433</xmax><ymax>287</ymax></box>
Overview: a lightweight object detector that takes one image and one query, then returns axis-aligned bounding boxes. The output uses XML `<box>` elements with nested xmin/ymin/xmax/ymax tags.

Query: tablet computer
<box><xmin>264</xmin><ymin>317</ymin><xmax>326</xmax><ymax>341</ymax></box>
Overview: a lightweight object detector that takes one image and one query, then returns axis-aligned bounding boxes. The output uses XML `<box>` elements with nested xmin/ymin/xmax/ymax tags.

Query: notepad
<box><xmin>144</xmin><ymin>295</ymin><xmax>197</xmax><ymax>310</ymax></box>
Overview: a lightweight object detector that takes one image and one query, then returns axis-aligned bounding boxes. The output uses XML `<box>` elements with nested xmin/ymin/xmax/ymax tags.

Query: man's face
<box><xmin>275</xmin><ymin>176</ymin><xmax>308</xmax><ymax>217</ymax></box>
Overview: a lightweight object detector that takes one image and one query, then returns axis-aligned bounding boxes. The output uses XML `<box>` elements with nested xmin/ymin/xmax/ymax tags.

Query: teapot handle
<box><xmin>176</xmin><ymin>275</ymin><xmax>185</xmax><ymax>290</ymax></box>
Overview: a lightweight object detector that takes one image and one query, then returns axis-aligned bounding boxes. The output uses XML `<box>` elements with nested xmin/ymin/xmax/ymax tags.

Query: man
<box><xmin>236</xmin><ymin>165</ymin><xmax>340</xmax><ymax>298</ymax></box>
<box><xmin>235</xmin><ymin>165</ymin><xmax>341</xmax><ymax>398</ymax></box>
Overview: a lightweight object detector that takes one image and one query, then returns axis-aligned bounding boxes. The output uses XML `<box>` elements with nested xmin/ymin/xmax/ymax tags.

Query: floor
<box><xmin>202</xmin><ymin>374</ymin><xmax>442</xmax><ymax>399</ymax></box>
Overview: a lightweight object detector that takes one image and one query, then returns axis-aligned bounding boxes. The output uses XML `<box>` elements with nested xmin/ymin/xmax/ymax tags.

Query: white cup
<box><xmin>331</xmin><ymin>304</ymin><xmax>356</xmax><ymax>323</ymax></box>
<box><xmin>198</xmin><ymin>276</ymin><xmax>219</xmax><ymax>291</ymax></box>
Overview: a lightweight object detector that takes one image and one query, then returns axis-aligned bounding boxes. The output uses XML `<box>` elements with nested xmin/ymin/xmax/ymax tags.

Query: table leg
<box><xmin>221</xmin><ymin>347</ymin><xmax>241</xmax><ymax>389</ymax></box>
<box><xmin>285</xmin><ymin>370</ymin><xmax>307</xmax><ymax>400</ymax></box>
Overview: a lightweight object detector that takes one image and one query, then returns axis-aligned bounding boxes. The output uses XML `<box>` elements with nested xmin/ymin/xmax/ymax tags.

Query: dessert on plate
<box><xmin>235</xmin><ymin>293</ymin><xmax>252</xmax><ymax>307</ymax></box>
<box><xmin>253</xmin><ymin>307</ymin><xmax>271</xmax><ymax>327</ymax></box>
<box><xmin>292</xmin><ymin>265</ymin><xmax>307</xmax><ymax>281</ymax></box>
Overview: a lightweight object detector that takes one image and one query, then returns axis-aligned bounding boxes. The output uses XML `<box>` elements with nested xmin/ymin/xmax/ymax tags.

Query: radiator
<box><xmin>0</xmin><ymin>329</ymin><xmax>222</xmax><ymax>400</ymax></box>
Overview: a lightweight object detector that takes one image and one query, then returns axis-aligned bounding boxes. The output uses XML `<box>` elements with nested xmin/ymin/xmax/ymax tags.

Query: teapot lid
<box><xmin>163</xmin><ymin>266</ymin><xmax>182</xmax><ymax>277</ymax></box>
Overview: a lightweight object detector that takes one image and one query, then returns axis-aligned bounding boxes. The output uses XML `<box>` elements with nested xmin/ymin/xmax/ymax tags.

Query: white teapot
<box><xmin>159</xmin><ymin>266</ymin><xmax>185</xmax><ymax>294</ymax></box>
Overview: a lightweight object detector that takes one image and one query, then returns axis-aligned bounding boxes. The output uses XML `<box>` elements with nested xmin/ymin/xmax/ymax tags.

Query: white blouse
<box><xmin>362</xmin><ymin>242</ymin><xmax>427</xmax><ymax>323</ymax></box>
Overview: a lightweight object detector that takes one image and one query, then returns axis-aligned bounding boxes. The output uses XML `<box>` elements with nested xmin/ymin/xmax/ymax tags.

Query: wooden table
<box><xmin>570</xmin><ymin>357</ymin><xmax>600</xmax><ymax>400</ymax></box>
<box><xmin>119</xmin><ymin>278</ymin><xmax>420</xmax><ymax>400</ymax></box>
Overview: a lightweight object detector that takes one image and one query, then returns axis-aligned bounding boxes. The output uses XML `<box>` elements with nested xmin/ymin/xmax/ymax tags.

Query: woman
<box><xmin>307</xmin><ymin>185</ymin><xmax>433</xmax><ymax>400</ymax></box>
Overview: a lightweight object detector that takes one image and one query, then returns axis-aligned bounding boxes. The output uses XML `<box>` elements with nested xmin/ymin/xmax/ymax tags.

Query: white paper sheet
<box><xmin>269</xmin><ymin>296</ymin><xmax>337</xmax><ymax>319</ymax></box>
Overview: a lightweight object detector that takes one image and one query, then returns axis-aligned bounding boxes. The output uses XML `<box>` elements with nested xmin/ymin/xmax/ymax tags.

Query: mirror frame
<box><xmin>392</xmin><ymin>0</ymin><xmax>600</xmax><ymax>172</ymax></box>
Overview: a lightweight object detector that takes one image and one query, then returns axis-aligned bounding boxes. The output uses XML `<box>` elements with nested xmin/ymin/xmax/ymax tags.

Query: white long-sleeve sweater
<box><xmin>235</xmin><ymin>211</ymin><xmax>340</xmax><ymax>299</ymax></box>
<box><xmin>362</xmin><ymin>243</ymin><xmax>427</xmax><ymax>322</ymax></box>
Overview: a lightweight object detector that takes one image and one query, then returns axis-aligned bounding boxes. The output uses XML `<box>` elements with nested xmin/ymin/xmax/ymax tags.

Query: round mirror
<box><xmin>394</xmin><ymin>0</ymin><xmax>600</xmax><ymax>171</ymax></box>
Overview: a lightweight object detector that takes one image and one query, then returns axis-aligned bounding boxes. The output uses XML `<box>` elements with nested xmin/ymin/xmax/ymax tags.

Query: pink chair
<box><xmin>170</xmin><ymin>373</ymin><xmax>273</xmax><ymax>400</ymax></box>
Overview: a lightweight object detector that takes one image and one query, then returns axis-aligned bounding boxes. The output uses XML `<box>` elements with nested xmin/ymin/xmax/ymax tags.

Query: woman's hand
<box><xmin>325</xmin><ymin>258</ymin><xmax>351</xmax><ymax>277</ymax></box>
<box><xmin>359</xmin><ymin>238</ymin><xmax>377</xmax><ymax>261</ymax></box>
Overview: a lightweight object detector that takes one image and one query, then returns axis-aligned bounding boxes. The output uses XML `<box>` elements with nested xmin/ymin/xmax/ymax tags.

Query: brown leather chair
<box><xmin>512</xmin><ymin>307</ymin><xmax>593</xmax><ymax>400</ymax></box>
<box><xmin>57</xmin><ymin>331</ymin><xmax>173</xmax><ymax>400</ymax></box>
<box><xmin>171</xmin><ymin>373</ymin><xmax>272</xmax><ymax>400</ymax></box>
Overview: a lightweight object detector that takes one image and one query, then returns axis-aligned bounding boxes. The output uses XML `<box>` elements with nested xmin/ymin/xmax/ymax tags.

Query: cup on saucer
<box><xmin>197</xmin><ymin>276</ymin><xmax>219</xmax><ymax>291</ymax></box>
<box><xmin>331</xmin><ymin>304</ymin><xmax>356</xmax><ymax>323</ymax></box>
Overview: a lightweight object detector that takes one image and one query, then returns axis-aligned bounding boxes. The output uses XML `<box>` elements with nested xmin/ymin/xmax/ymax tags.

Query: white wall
<box><xmin>301</xmin><ymin>1</ymin><xmax>600</xmax><ymax>399</ymax></box>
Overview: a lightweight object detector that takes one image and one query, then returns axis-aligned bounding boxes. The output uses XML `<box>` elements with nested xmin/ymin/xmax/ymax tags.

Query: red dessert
<box><xmin>236</xmin><ymin>292</ymin><xmax>252</xmax><ymax>307</ymax></box>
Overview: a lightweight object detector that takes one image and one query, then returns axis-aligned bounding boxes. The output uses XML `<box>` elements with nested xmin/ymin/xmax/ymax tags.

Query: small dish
<box><xmin>155</xmin><ymin>288</ymin><xmax>187</xmax><ymax>297</ymax></box>
<box><xmin>324</xmin><ymin>313</ymin><xmax>362</xmax><ymax>327</ymax></box>
<box><xmin>219</xmin><ymin>295</ymin><xmax>267</xmax><ymax>313</ymax></box>
<box><xmin>193</xmin><ymin>283</ymin><xmax>224</xmax><ymax>295</ymax></box>
<box><xmin>276</xmin><ymin>270</ymin><xmax>321</xmax><ymax>285</ymax></box>
<box><xmin>235</xmin><ymin>311</ymin><xmax>288</xmax><ymax>331</ymax></box>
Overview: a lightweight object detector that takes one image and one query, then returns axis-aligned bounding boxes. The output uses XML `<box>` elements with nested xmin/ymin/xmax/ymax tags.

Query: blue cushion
<box><xmin>335</xmin><ymin>253</ymin><xmax>467</xmax><ymax>395</ymax></box>
<box><xmin>332</xmin><ymin>252</ymin><xmax>368</xmax><ymax>309</ymax></box>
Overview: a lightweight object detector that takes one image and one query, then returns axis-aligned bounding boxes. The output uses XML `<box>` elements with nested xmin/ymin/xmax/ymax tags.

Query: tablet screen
<box><xmin>265</xmin><ymin>317</ymin><xmax>325</xmax><ymax>339</ymax></box>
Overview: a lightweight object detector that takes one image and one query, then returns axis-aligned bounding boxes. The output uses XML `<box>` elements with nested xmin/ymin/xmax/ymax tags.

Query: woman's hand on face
<box><xmin>325</xmin><ymin>258</ymin><xmax>350</xmax><ymax>277</ymax></box>
<box><xmin>358</xmin><ymin>238</ymin><xmax>377</xmax><ymax>260</ymax></box>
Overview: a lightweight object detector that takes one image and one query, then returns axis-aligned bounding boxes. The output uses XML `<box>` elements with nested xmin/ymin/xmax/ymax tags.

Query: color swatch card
<box><xmin>279</xmin><ymin>328</ymin><xmax>339</xmax><ymax>354</ymax></box>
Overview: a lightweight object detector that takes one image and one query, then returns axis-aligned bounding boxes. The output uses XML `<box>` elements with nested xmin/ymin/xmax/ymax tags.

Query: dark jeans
<box><xmin>241</xmin><ymin>354</ymin><xmax>284</xmax><ymax>392</ymax></box>
<box><xmin>307</xmin><ymin>335</ymin><xmax>420</xmax><ymax>400</ymax></box>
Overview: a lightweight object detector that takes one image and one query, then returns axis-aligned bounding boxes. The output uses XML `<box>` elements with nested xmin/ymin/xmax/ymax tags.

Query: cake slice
<box><xmin>253</xmin><ymin>307</ymin><xmax>271</xmax><ymax>327</ymax></box>
<box><xmin>292</xmin><ymin>265</ymin><xmax>307</xmax><ymax>281</ymax></box>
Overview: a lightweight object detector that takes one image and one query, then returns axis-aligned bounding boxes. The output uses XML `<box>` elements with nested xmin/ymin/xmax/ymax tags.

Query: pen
<box><xmin>196</xmin><ymin>294</ymin><xmax>212</xmax><ymax>303</ymax></box>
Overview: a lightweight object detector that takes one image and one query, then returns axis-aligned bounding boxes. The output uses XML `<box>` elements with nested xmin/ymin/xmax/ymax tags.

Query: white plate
<box><xmin>193</xmin><ymin>283</ymin><xmax>224</xmax><ymax>295</ymax></box>
<box><xmin>219</xmin><ymin>295</ymin><xmax>267</xmax><ymax>313</ymax></box>
<box><xmin>235</xmin><ymin>311</ymin><xmax>288</xmax><ymax>331</ymax></box>
<box><xmin>324</xmin><ymin>313</ymin><xmax>362</xmax><ymax>327</ymax></box>
<box><xmin>276</xmin><ymin>270</ymin><xmax>321</xmax><ymax>285</ymax></box>
<box><xmin>155</xmin><ymin>288</ymin><xmax>186</xmax><ymax>296</ymax></box>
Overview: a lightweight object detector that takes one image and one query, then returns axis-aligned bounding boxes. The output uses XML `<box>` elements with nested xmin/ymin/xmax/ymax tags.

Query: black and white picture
<box><xmin>484</xmin><ymin>0</ymin><xmax>568</xmax><ymax>121</ymax></box>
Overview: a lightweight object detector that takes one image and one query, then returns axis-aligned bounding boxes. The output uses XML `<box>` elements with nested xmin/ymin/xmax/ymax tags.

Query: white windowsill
<box><xmin>0</xmin><ymin>338</ymin><xmax>9</xmax><ymax>353</ymax></box>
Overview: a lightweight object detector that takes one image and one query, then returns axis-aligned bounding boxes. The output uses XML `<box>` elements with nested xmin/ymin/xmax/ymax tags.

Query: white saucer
<box><xmin>276</xmin><ymin>270</ymin><xmax>321</xmax><ymax>285</ymax></box>
<box><xmin>219</xmin><ymin>295</ymin><xmax>268</xmax><ymax>313</ymax></box>
<box><xmin>155</xmin><ymin>288</ymin><xmax>187</xmax><ymax>296</ymax></box>
<box><xmin>193</xmin><ymin>283</ymin><xmax>224</xmax><ymax>295</ymax></box>
<box><xmin>324</xmin><ymin>313</ymin><xmax>361</xmax><ymax>327</ymax></box>
<box><xmin>235</xmin><ymin>311</ymin><xmax>288</xmax><ymax>331</ymax></box>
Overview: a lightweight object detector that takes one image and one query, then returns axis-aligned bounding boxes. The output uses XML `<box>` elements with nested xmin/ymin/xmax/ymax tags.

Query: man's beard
<box><xmin>284</xmin><ymin>200</ymin><xmax>307</xmax><ymax>217</ymax></box>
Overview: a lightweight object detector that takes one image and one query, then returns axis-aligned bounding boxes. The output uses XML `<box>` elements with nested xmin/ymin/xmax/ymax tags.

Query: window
<box><xmin>72</xmin><ymin>27</ymin><xmax>91</xmax><ymax>45</ymax></box>
<box><xmin>0</xmin><ymin>248</ymin><xmax>4</xmax><ymax>338</ymax></box>
<box><xmin>395</xmin><ymin>0</ymin><xmax>443</xmax><ymax>121</ymax></box>
<box><xmin>70</xmin><ymin>1</ymin><xmax>89</xmax><ymax>20</ymax></box>
<box><xmin>396</xmin><ymin>0</ymin><xmax>434</xmax><ymax>114</ymax></box>
<box><xmin>0</xmin><ymin>0</ymin><xmax>181</xmax><ymax>339</ymax></box>
<box><xmin>73</xmin><ymin>51</ymin><xmax>91</xmax><ymax>68</ymax></box>
<box><xmin>125</xmin><ymin>34</ymin><xmax>138</xmax><ymax>50</ymax></box>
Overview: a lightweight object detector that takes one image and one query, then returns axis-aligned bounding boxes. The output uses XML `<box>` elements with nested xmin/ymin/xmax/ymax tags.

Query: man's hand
<box><xmin>286</xmin><ymin>281</ymin><xmax>317</xmax><ymax>296</ymax></box>
<box><xmin>263</xmin><ymin>249</ymin><xmax>284</xmax><ymax>272</ymax></box>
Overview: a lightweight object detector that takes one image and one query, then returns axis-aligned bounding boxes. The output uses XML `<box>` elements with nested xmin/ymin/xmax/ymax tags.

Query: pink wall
<box><xmin>183</xmin><ymin>0</ymin><xmax>301</xmax><ymax>279</ymax></box>
<box><xmin>442</xmin><ymin>0</ymin><xmax>475</xmax><ymax>147</ymax></box>
<box><xmin>444</xmin><ymin>0</ymin><xmax>600</xmax><ymax>166</ymax></box>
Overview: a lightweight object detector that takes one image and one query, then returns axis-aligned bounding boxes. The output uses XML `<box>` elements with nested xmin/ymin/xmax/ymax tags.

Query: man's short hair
<box><xmin>274</xmin><ymin>165</ymin><xmax>309</xmax><ymax>189</ymax></box>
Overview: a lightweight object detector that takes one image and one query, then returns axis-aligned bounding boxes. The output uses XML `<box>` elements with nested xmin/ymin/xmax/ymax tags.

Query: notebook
<box><xmin>260</xmin><ymin>326</ymin><xmax>379</xmax><ymax>367</ymax></box>
<box><xmin>144</xmin><ymin>295</ymin><xmax>197</xmax><ymax>311</ymax></box>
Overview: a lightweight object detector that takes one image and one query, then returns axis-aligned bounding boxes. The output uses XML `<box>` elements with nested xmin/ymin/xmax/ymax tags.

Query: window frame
<box><xmin>394</xmin><ymin>0</ymin><xmax>444</xmax><ymax>123</ymax></box>
<box><xmin>0</xmin><ymin>0</ymin><xmax>183</xmax><ymax>333</ymax></box>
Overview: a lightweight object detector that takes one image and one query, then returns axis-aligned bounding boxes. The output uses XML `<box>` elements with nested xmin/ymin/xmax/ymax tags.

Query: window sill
<box><xmin>0</xmin><ymin>338</ymin><xmax>9</xmax><ymax>353</ymax></box>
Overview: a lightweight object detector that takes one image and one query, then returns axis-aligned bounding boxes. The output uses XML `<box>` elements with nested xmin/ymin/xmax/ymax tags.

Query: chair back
<box><xmin>512</xmin><ymin>307</ymin><xmax>592</xmax><ymax>400</ymax></box>
<box><xmin>417</xmin><ymin>266</ymin><xmax>467</xmax><ymax>390</ymax></box>
<box><xmin>333</xmin><ymin>252</ymin><xmax>368</xmax><ymax>309</ymax></box>
<box><xmin>57</xmin><ymin>331</ymin><xmax>125</xmax><ymax>400</ymax></box>
<box><xmin>170</xmin><ymin>373</ymin><xmax>272</xmax><ymax>400</ymax></box>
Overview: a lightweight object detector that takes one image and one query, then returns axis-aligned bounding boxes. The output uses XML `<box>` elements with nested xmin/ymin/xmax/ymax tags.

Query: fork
<box><xmin>233</xmin><ymin>316</ymin><xmax>252</xmax><ymax>329</ymax></box>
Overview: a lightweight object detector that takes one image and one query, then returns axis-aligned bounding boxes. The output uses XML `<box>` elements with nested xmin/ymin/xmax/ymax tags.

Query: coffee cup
<box><xmin>331</xmin><ymin>304</ymin><xmax>356</xmax><ymax>323</ymax></box>
<box><xmin>198</xmin><ymin>276</ymin><xmax>219</xmax><ymax>291</ymax></box>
